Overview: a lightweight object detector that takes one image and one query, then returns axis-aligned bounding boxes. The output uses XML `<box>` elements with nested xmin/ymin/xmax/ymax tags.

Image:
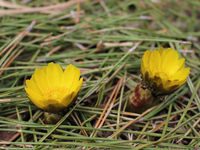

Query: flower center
<box><xmin>42</xmin><ymin>86</ymin><xmax>67</xmax><ymax>101</ymax></box>
<box><xmin>152</xmin><ymin>68</ymin><xmax>171</xmax><ymax>79</ymax></box>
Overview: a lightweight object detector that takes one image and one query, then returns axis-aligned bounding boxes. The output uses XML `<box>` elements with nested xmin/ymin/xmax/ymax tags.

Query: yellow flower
<box><xmin>141</xmin><ymin>47</ymin><xmax>190</xmax><ymax>95</ymax></box>
<box><xmin>25</xmin><ymin>62</ymin><xmax>83</xmax><ymax>112</ymax></box>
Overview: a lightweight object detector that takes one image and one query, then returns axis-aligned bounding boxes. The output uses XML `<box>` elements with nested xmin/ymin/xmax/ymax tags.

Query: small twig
<box><xmin>90</xmin><ymin>78</ymin><xmax>123</xmax><ymax>137</ymax></box>
<box><xmin>177</xmin><ymin>117</ymin><xmax>200</xmax><ymax>143</ymax></box>
<box><xmin>178</xmin><ymin>41</ymin><xmax>192</xmax><ymax>45</ymax></box>
<box><xmin>0</xmin><ymin>0</ymin><xmax>86</xmax><ymax>15</ymax></box>
<box><xmin>70</xmin><ymin>113</ymin><xmax>88</xmax><ymax>137</ymax></box>
<box><xmin>180</xmin><ymin>49</ymin><xmax>195</xmax><ymax>54</ymax></box>
<box><xmin>0</xmin><ymin>20</ymin><xmax>37</xmax><ymax>75</ymax></box>
<box><xmin>44</xmin><ymin>29</ymin><xmax>76</xmax><ymax>42</ymax></box>
<box><xmin>140</xmin><ymin>114</ymin><xmax>178</xmax><ymax>140</ymax></box>
<box><xmin>128</xmin><ymin>41</ymin><xmax>141</xmax><ymax>53</ymax></box>
<box><xmin>45</xmin><ymin>46</ymin><xmax>61</xmax><ymax>57</ymax></box>
<box><xmin>100</xmin><ymin>0</ymin><xmax>112</xmax><ymax>17</ymax></box>
<box><xmin>0</xmin><ymin>20</ymin><xmax>37</xmax><ymax>56</ymax></box>
<box><xmin>108</xmin><ymin>105</ymin><xmax>157</xmax><ymax>139</ymax></box>
<box><xmin>103</xmin><ymin>42</ymin><xmax>133</xmax><ymax>47</ymax></box>
<box><xmin>0</xmin><ymin>99</ymin><xmax>11</xmax><ymax>102</ymax></box>
<box><xmin>75</xmin><ymin>0</ymin><xmax>80</xmax><ymax>24</ymax></box>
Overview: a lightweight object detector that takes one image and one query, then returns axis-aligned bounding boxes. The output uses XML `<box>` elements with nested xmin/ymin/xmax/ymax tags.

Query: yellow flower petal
<box><xmin>158</xmin><ymin>47</ymin><xmax>164</xmax><ymax>55</ymax></box>
<box><xmin>61</xmin><ymin>64</ymin><xmax>76</xmax><ymax>88</ymax></box>
<box><xmin>42</xmin><ymin>66</ymin><xmax>48</xmax><ymax>74</ymax></box>
<box><xmin>34</xmin><ymin>68</ymin><xmax>49</xmax><ymax>91</ymax></box>
<box><xmin>26</xmin><ymin>79</ymin><xmax>42</xmax><ymax>95</ymax></box>
<box><xmin>149</xmin><ymin>50</ymin><xmax>161</xmax><ymax>71</ymax></box>
<box><xmin>70</xmin><ymin>67</ymin><xmax>81</xmax><ymax>91</ymax></box>
<box><xmin>46</xmin><ymin>62</ymin><xmax>61</xmax><ymax>88</ymax></box>
<box><xmin>172</xmin><ymin>68</ymin><xmax>190</xmax><ymax>81</ymax></box>
<box><xmin>169</xmin><ymin>58</ymin><xmax>185</xmax><ymax>75</ymax></box>
<box><xmin>25</xmin><ymin>87</ymin><xmax>45</xmax><ymax>109</ymax></box>
<box><xmin>55</xmin><ymin>64</ymin><xmax>63</xmax><ymax>79</ymax></box>
<box><xmin>179</xmin><ymin>58</ymin><xmax>185</xmax><ymax>70</ymax></box>
<box><xmin>161</xmin><ymin>50</ymin><xmax>179</xmax><ymax>73</ymax></box>
<box><xmin>60</xmin><ymin>92</ymin><xmax>75</xmax><ymax>108</ymax></box>
<box><xmin>141</xmin><ymin>50</ymin><xmax>151</xmax><ymax>79</ymax></box>
<box><xmin>142</xmin><ymin>50</ymin><xmax>151</xmax><ymax>70</ymax></box>
<box><xmin>71</xmin><ymin>77</ymin><xmax>83</xmax><ymax>93</ymax></box>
